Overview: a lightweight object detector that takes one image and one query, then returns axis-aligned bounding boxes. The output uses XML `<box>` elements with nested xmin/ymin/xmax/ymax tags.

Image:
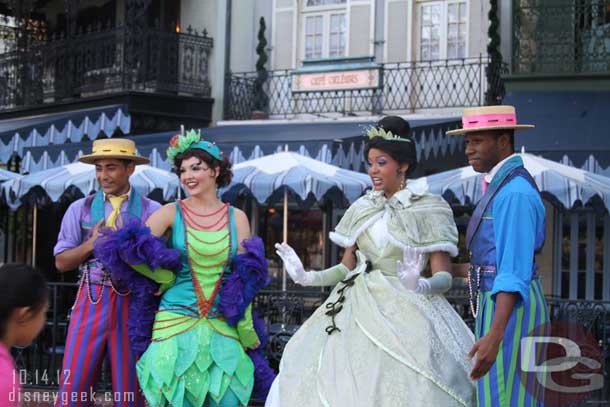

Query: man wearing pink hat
<box><xmin>448</xmin><ymin>106</ymin><xmax>548</xmax><ymax>406</ymax></box>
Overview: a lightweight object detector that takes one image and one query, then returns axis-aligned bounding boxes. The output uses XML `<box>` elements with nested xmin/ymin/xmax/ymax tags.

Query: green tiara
<box><xmin>366</xmin><ymin>127</ymin><xmax>412</xmax><ymax>143</ymax></box>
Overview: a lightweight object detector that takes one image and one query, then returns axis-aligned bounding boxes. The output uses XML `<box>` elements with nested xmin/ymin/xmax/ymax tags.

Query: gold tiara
<box><xmin>366</xmin><ymin>127</ymin><xmax>412</xmax><ymax>143</ymax></box>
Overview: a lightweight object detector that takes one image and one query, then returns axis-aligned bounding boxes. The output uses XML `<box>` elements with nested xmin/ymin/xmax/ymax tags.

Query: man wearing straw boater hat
<box><xmin>448</xmin><ymin>106</ymin><xmax>548</xmax><ymax>406</ymax></box>
<box><xmin>54</xmin><ymin>139</ymin><xmax>159</xmax><ymax>406</ymax></box>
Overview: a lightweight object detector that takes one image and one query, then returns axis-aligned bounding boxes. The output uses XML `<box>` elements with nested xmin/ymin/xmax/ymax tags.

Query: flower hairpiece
<box><xmin>366</xmin><ymin>127</ymin><xmax>412</xmax><ymax>143</ymax></box>
<box><xmin>166</xmin><ymin>129</ymin><xmax>223</xmax><ymax>163</ymax></box>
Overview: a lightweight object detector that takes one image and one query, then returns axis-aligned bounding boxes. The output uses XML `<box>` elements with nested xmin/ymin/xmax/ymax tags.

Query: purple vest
<box><xmin>78</xmin><ymin>190</ymin><xmax>152</xmax><ymax>288</ymax></box>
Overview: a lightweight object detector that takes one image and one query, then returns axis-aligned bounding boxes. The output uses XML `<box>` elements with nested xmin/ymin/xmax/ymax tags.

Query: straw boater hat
<box><xmin>79</xmin><ymin>138</ymin><xmax>149</xmax><ymax>165</ymax></box>
<box><xmin>446</xmin><ymin>105</ymin><xmax>534</xmax><ymax>136</ymax></box>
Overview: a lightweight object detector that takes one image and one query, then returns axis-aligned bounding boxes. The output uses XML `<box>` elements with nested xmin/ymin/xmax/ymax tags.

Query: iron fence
<box><xmin>225</xmin><ymin>56</ymin><xmax>503</xmax><ymax>120</ymax></box>
<box><xmin>0</xmin><ymin>25</ymin><xmax>213</xmax><ymax>109</ymax></box>
<box><xmin>513</xmin><ymin>0</ymin><xmax>610</xmax><ymax>75</ymax></box>
<box><xmin>11</xmin><ymin>284</ymin><xmax>609</xmax><ymax>405</ymax></box>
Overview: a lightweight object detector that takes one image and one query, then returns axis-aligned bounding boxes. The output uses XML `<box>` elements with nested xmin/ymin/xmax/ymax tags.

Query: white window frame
<box><xmin>304</xmin><ymin>0</ymin><xmax>348</xmax><ymax>11</ymax></box>
<box><xmin>446</xmin><ymin>0</ymin><xmax>468</xmax><ymax>59</ymax></box>
<box><xmin>417</xmin><ymin>0</ymin><xmax>469</xmax><ymax>61</ymax></box>
<box><xmin>304</xmin><ymin>14</ymin><xmax>325</xmax><ymax>59</ymax></box>
<box><xmin>301</xmin><ymin>0</ymin><xmax>348</xmax><ymax>60</ymax></box>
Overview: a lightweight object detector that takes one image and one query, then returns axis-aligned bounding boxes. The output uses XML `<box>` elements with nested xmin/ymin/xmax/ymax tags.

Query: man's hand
<box><xmin>56</xmin><ymin>220</ymin><xmax>105</xmax><ymax>272</ymax></box>
<box><xmin>467</xmin><ymin>292</ymin><xmax>517</xmax><ymax>380</ymax></box>
<box><xmin>85</xmin><ymin>220</ymin><xmax>104</xmax><ymax>250</ymax></box>
<box><xmin>467</xmin><ymin>331</ymin><xmax>503</xmax><ymax>380</ymax></box>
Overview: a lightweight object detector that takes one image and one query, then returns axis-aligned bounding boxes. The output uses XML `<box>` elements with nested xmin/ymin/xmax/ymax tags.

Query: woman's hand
<box><xmin>397</xmin><ymin>246</ymin><xmax>426</xmax><ymax>291</ymax></box>
<box><xmin>275</xmin><ymin>243</ymin><xmax>311</xmax><ymax>285</ymax></box>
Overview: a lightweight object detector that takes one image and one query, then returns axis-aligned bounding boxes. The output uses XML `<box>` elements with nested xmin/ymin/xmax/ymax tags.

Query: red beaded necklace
<box><xmin>151</xmin><ymin>200</ymin><xmax>233</xmax><ymax>342</ymax></box>
<box><xmin>181</xmin><ymin>201</ymin><xmax>229</xmax><ymax>230</ymax></box>
<box><xmin>179</xmin><ymin>199</ymin><xmax>232</xmax><ymax>318</ymax></box>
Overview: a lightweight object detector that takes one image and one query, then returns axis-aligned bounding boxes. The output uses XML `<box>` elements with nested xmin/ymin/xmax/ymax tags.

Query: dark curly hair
<box><xmin>0</xmin><ymin>264</ymin><xmax>48</xmax><ymax>339</ymax></box>
<box><xmin>173</xmin><ymin>148</ymin><xmax>233</xmax><ymax>188</ymax></box>
<box><xmin>364</xmin><ymin>116</ymin><xmax>418</xmax><ymax>177</ymax></box>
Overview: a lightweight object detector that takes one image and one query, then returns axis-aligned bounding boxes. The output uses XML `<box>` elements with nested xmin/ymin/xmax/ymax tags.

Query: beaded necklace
<box><xmin>183</xmin><ymin>201</ymin><xmax>232</xmax><ymax>317</ymax></box>
<box><xmin>467</xmin><ymin>265</ymin><xmax>481</xmax><ymax>318</ymax></box>
<box><xmin>181</xmin><ymin>201</ymin><xmax>229</xmax><ymax>230</ymax></box>
<box><xmin>187</xmin><ymin>229</ymin><xmax>229</xmax><ymax>245</ymax></box>
<box><xmin>151</xmin><ymin>200</ymin><xmax>233</xmax><ymax>342</ymax></box>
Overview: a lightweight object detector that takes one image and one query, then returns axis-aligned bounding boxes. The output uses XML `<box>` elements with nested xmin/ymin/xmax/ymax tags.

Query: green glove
<box><xmin>130</xmin><ymin>263</ymin><xmax>176</xmax><ymax>294</ymax></box>
<box><xmin>237</xmin><ymin>304</ymin><xmax>260</xmax><ymax>348</ymax></box>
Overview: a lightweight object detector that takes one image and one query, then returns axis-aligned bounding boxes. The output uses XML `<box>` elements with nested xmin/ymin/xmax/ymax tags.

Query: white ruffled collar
<box><xmin>364</xmin><ymin>182</ymin><xmax>429</xmax><ymax>209</ymax></box>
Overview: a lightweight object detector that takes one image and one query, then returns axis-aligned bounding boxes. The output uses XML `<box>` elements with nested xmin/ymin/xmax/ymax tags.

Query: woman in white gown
<box><xmin>265</xmin><ymin>116</ymin><xmax>476</xmax><ymax>407</ymax></box>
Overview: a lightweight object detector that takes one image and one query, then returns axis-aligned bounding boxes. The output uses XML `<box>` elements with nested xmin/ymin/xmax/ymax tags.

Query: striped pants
<box><xmin>475</xmin><ymin>277</ymin><xmax>549</xmax><ymax>407</ymax></box>
<box><xmin>55</xmin><ymin>283</ymin><xmax>145</xmax><ymax>407</ymax></box>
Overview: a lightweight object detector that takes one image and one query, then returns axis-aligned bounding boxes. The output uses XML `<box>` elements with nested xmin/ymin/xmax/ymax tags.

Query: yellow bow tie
<box><xmin>106</xmin><ymin>195</ymin><xmax>128</xmax><ymax>228</ymax></box>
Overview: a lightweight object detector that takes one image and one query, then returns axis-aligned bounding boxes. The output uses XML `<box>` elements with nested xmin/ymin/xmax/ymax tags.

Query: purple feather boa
<box><xmin>93</xmin><ymin>218</ymin><xmax>182</xmax><ymax>357</ymax></box>
<box><xmin>247</xmin><ymin>311</ymin><xmax>276</xmax><ymax>400</ymax></box>
<box><xmin>217</xmin><ymin>237</ymin><xmax>275</xmax><ymax>399</ymax></box>
<box><xmin>217</xmin><ymin>236</ymin><xmax>271</xmax><ymax>326</ymax></box>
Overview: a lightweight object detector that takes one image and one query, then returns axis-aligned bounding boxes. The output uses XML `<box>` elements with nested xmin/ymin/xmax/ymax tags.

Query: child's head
<box><xmin>0</xmin><ymin>264</ymin><xmax>48</xmax><ymax>347</ymax></box>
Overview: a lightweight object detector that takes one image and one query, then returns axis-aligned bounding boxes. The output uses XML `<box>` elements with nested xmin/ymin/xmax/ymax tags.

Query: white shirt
<box><xmin>484</xmin><ymin>153</ymin><xmax>518</xmax><ymax>184</ymax></box>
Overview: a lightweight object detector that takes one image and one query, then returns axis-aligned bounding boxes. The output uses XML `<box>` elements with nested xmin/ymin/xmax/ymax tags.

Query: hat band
<box><xmin>91</xmin><ymin>146</ymin><xmax>137</xmax><ymax>156</ymax></box>
<box><xmin>462</xmin><ymin>113</ymin><xmax>516</xmax><ymax>129</ymax></box>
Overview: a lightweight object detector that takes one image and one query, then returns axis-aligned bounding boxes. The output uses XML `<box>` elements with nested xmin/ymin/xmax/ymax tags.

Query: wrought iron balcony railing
<box><xmin>224</xmin><ymin>56</ymin><xmax>504</xmax><ymax>120</ymax></box>
<box><xmin>0</xmin><ymin>25</ymin><xmax>213</xmax><ymax>109</ymax></box>
<box><xmin>513</xmin><ymin>0</ymin><xmax>610</xmax><ymax>75</ymax></box>
<box><xmin>11</xmin><ymin>282</ymin><xmax>471</xmax><ymax>389</ymax></box>
<box><xmin>13</xmin><ymin>282</ymin><xmax>609</xmax><ymax>406</ymax></box>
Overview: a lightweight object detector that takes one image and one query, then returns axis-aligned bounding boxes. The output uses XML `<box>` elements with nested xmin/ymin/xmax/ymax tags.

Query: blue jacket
<box><xmin>468</xmin><ymin>156</ymin><xmax>545</xmax><ymax>305</ymax></box>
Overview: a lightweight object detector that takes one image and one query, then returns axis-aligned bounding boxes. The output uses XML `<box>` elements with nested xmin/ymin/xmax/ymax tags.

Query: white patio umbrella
<box><xmin>0</xmin><ymin>168</ymin><xmax>21</xmax><ymax>183</ymax></box>
<box><xmin>222</xmin><ymin>150</ymin><xmax>372</xmax><ymax>290</ymax></box>
<box><xmin>411</xmin><ymin>151</ymin><xmax>610</xmax><ymax>211</ymax></box>
<box><xmin>1</xmin><ymin>163</ymin><xmax>180</xmax><ymax>267</ymax></box>
<box><xmin>2</xmin><ymin>162</ymin><xmax>180</xmax><ymax>210</ymax></box>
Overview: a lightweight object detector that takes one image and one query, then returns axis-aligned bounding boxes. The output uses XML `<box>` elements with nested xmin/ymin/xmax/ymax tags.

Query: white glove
<box><xmin>397</xmin><ymin>246</ymin><xmax>452</xmax><ymax>294</ymax></box>
<box><xmin>275</xmin><ymin>242</ymin><xmax>349</xmax><ymax>287</ymax></box>
<box><xmin>275</xmin><ymin>242</ymin><xmax>311</xmax><ymax>285</ymax></box>
<box><xmin>397</xmin><ymin>246</ymin><xmax>426</xmax><ymax>291</ymax></box>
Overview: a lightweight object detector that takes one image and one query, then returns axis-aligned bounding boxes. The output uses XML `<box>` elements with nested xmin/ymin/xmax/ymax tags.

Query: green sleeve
<box><xmin>308</xmin><ymin>263</ymin><xmax>350</xmax><ymax>286</ymax></box>
<box><xmin>130</xmin><ymin>263</ymin><xmax>176</xmax><ymax>293</ymax></box>
<box><xmin>236</xmin><ymin>304</ymin><xmax>260</xmax><ymax>348</ymax></box>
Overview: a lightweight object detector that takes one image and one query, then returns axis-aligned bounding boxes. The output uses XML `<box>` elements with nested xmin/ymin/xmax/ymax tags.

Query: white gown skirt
<box><xmin>265</xmin><ymin>267</ymin><xmax>476</xmax><ymax>407</ymax></box>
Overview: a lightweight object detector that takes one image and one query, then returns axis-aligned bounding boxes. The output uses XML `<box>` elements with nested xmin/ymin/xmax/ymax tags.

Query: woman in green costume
<box><xmin>266</xmin><ymin>117</ymin><xmax>476</xmax><ymax>407</ymax></box>
<box><xmin>137</xmin><ymin>131</ymin><xmax>262</xmax><ymax>407</ymax></box>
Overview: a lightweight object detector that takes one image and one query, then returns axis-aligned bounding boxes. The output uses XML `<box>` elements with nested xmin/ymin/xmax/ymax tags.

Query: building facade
<box><xmin>0</xmin><ymin>0</ymin><xmax>218</xmax><ymax>135</ymax></box>
<box><xmin>497</xmin><ymin>0</ymin><xmax>610</xmax><ymax>303</ymax></box>
<box><xmin>224</xmin><ymin>0</ymin><xmax>500</xmax><ymax>120</ymax></box>
<box><xmin>217</xmin><ymin>0</ymin><xmax>502</xmax><ymax>284</ymax></box>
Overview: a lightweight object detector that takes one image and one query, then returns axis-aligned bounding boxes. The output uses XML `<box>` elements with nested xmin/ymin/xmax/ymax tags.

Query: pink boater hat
<box><xmin>446</xmin><ymin>105</ymin><xmax>534</xmax><ymax>135</ymax></box>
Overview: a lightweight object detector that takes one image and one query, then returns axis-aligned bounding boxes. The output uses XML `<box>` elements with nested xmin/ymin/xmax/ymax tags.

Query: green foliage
<box><xmin>485</xmin><ymin>0</ymin><xmax>505</xmax><ymax>105</ymax></box>
<box><xmin>253</xmin><ymin>17</ymin><xmax>269</xmax><ymax>112</ymax></box>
